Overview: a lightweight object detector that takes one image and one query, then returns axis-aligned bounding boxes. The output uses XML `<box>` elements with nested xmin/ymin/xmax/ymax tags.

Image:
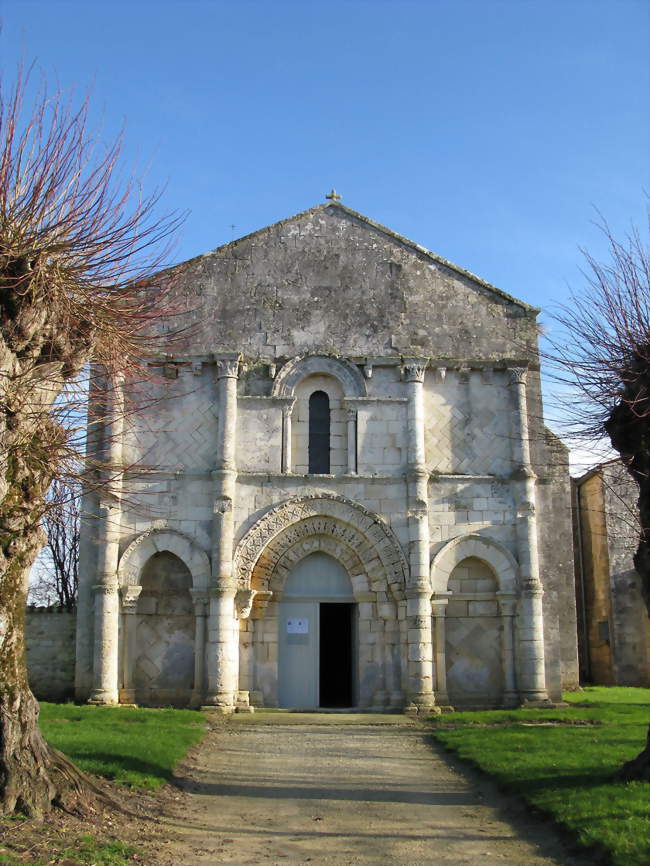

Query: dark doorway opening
<box><xmin>319</xmin><ymin>603</ymin><xmax>354</xmax><ymax>707</ymax></box>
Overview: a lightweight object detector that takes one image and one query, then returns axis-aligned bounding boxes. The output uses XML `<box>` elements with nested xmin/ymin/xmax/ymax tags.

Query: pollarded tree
<box><xmin>551</xmin><ymin>211</ymin><xmax>650</xmax><ymax>781</ymax></box>
<box><xmin>0</xmin><ymin>72</ymin><xmax>182</xmax><ymax>816</ymax></box>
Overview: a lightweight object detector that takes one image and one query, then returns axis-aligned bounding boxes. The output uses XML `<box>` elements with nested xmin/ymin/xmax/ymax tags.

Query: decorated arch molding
<box><xmin>271</xmin><ymin>354</ymin><xmax>367</xmax><ymax>399</ymax></box>
<box><xmin>233</xmin><ymin>494</ymin><xmax>409</xmax><ymax>599</ymax></box>
<box><xmin>430</xmin><ymin>533</ymin><xmax>519</xmax><ymax>594</ymax></box>
<box><xmin>117</xmin><ymin>528</ymin><xmax>211</xmax><ymax>589</ymax></box>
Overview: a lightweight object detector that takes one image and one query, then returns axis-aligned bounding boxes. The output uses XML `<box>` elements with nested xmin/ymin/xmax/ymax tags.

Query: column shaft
<box><xmin>191</xmin><ymin>595</ymin><xmax>208</xmax><ymax>707</ymax></box>
<box><xmin>432</xmin><ymin>600</ymin><xmax>450</xmax><ymax>705</ymax></box>
<box><xmin>346</xmin><ymin>409</ymin><xmax>357</xmax><ymax>474</ymax></box>
<box><xmin>205</xmin><ymin>357</ymin><xmax>240</xmax><ymax>712</ymax></box>
<box><xmin>281</xmin><ymin>405</ymin><xmax>292</xmax><ymax>473</ymax></box>
<box><xmin>499</xmin><ymin>595</ymin><xmax>518</xmax><ymax>706</ymax></box>
<box><xmin>89</xmin><ymin>374</ymin><xmax>124</xmax><ymax>704</ymax></box>
<box><xmin>509</xmin><ymin>367</ymin><xmax>549</xmax><ymax>702</ymax></box>
<box><xmin>404</xmin><ymin>360</ymin><xmax>435</xmax><ymax>710</ymax></box>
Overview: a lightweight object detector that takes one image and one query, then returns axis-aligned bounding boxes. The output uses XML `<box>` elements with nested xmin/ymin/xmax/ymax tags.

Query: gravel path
<box><xmin>152</xmin><ymin>716</ymin><xmax>588</xmax><ymax>866</ymax></box>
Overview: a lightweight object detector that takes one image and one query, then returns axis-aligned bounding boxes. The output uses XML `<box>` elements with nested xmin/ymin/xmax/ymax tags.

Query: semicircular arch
<box><xmin>118</xmin><ymin>528</ymin><xmax>211</xmax><ymax>590</ymax></box>
<box><xmin>271</xmin><ymin>355</ymin><xmax>367</xmax><ymax>399</ymax></box>
<box><xmin>234</xmin><ymin>494</ymin><xmax>408</xmax><ymax>600</ymax></box>
<box><xmin>430</xmin><ymin>533</ymin><xmax>519</xmax><ymax>594</ymax></box>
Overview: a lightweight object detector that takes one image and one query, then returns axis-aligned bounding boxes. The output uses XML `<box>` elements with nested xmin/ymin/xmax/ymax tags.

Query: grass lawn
<box><xmin>40</xmin><ymin>701</ymin><xmax>206</xmax><ymax>789</ymax></box>
<box><xmin>0</xmin><ymin>703</ymin><xmax>207</xmax><ymax>865</ymax></box>
<box><xmin>428</xmin><ymin>687</ymin><xmax>650</xmax><ymax>866</ymax></box>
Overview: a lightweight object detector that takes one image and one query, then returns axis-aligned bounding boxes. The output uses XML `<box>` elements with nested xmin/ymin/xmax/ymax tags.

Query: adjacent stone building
<box><xmin>574</xmin><ymin>460</ymin><xmax>650</xmax><ymax>686</ymax></box>
<box><xmin>74</xmin><ymin>198</ymin><xmax>579</xmax><ymax>711</ymax></box>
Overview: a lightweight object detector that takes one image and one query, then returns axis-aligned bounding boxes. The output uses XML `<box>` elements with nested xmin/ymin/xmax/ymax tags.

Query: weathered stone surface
<box><xmin>69</xmin><ymin>201</ymin><xmax>578</xmax><ymax>710</ymax></box>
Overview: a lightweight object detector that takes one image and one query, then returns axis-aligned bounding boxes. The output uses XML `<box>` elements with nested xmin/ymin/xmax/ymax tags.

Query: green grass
<box><xmin>40</xmin><ymin>702</ymin><xmax>206</xmax><ymax>789</ymax></box>
<box><xmin>428</xmin><ymin>687</ymin><xmax>650</xmax><ymax>866</ymax></box>
<box><xmin>0</xmin><ymin>829</ymin><xmax>137</xmax><ymax>865</ymax></box>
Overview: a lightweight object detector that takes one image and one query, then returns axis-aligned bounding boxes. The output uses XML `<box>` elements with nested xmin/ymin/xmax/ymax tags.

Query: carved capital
<box><xmin>93</xmin><ymin>582</ymin><xmax>119</xmax><ymax>596</ymax></box>
<box><xmin>508</xmin><ymin>366</ymin><xmax>528</xmax><ymax>387</ymax></box>
<box><xmin>433</xmin><ymin>366</ymin><xmax>446</xmax><ymax>384</ymax></box>
<box><xmin>522</xmin><ymin>578</ymin><xmax>544</xmax><ymax>596</ymax></box>
<box><xmin>403</xmin><ymin>359</ymin><xmax>427</xmax><ymax>383</ymax></box>
<box><xmin>190</xmin><ymin>589</ymin><xmax>209</xmax><ymax>615</ymax></box>
<box><xmin>346</xmin><ymin>408</ymin><xmax>357</xmax><ymax>423</ymax></box>
<box><xmin>251</xmin><ymin>590</ymin><xmax>273</xmax><ymax>619</ymax></box>
<box><xmin>213</xmin><ymin>496</ymin><xmax>232</xmax><ymax>514</ymax></box>
<box><xmin>235</xmin><ymin>589</ymin><xmax>256</xmax><ymax>619</ymax></box>
<box><xmin>216</xmin><ymin>357</ymin><xmax>240</xmax><ymax>379</ymax></box>
<box><xmin>120</xmin><ymin>584</ymin><xmax>142</xmax><ymax>612</ymax></box>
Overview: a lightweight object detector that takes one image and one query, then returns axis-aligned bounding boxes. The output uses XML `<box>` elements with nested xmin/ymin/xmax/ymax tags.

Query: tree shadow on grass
<box><xmin>67</xmin><ymin>751</ymin><xmax>174</xmax><ymax>784</ymax></box>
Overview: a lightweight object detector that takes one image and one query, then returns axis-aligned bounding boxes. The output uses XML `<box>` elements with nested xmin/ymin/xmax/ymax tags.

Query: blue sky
<box><xmin>1</xmin><ymin>0</ymin><xmax>649</xmax><ymax>466</ymax></box>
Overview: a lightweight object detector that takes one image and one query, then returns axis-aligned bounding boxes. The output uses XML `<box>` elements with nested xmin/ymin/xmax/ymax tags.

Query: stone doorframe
<box><xmin>116</xmin><ymin>528</ymin><xmax>211</xmax><ymax>705</ymax></box>
<box><xmin>232</xmin><ymin>494</ymin><xmax>411</xmax><ymax>709</ymax></box>
<box><xmin>430</xmin><ymin>534</ymin><xmax>521</xmax><ymax>707</ymax></box>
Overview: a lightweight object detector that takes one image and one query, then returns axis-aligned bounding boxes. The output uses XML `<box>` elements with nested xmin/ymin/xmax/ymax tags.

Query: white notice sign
<box><xmin>286</xmin><ymin>617</ymin><xmax>309</xmax><ymax>634</ymax></box>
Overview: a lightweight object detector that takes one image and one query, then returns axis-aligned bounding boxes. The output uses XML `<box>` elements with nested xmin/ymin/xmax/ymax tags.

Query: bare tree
<box><xmin>29</xmin><ymin>478</ymin><xmax>79</xmax><ymax>610</ymax></box>
<box><xmin>0</xmin><ymin>71</ymin><xmax>182</xmax><ymax>817</ymax></box>
<box><xmin>549</xmin><ymin>210</ymin><xmax>650</xmax><ymax>781</ymax></box>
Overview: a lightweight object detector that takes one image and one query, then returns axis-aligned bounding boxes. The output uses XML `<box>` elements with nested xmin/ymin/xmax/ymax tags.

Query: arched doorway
<box><xmin>278</xmin><ymin>552</ymin><xmax>356</xmax><ymax>709</ymax></box>
<box><xmin>135</xmin><ymin>551</ymin><xmax>194</xmax><ymax>706</ymax></box>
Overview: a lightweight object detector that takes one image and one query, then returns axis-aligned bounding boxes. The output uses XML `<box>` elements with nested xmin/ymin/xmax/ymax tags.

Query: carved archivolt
<box><xmin>117</xmin><ymin>528</ymin><xmax>211</xmax><ymax>589</ymax></box>
<box><xmin>233</xmin><ymin>494</ymin><xmax>409</xmax><ymax>600</ymax></box>
<box><xmin>430</xmin><ymin>533</ymin><xmax>519</xmax><ymax>594</ymax></box>
<box><xmin>271</xmin><ymin>355</ymin><xmax>367</xmax><ymax>399</ymax></box>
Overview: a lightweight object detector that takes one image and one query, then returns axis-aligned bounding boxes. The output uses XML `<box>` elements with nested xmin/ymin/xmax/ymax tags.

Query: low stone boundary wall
<box><xmin>25</xmin><ymin>606</ymin><xmax>76</xmax><ymax>701</ymax></box>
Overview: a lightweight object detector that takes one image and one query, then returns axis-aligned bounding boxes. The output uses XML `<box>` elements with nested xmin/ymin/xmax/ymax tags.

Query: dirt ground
<box><xmin>0</xmin><ymin>714</ymin><xmax>598</xmax><ymax>865</ymax></box>
<box><xmin>140</xmin><ymin>713</ymin><xmax>595</xmax><ymax>866</ymax></box>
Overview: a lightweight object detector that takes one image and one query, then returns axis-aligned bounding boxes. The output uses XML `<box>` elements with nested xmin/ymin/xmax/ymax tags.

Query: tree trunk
<box><xmin>606</xmin><ymin>377</ymin><xmax>650</xmax><ymax>783</ymax></box>
<box><xmin>0</xmin><ymin>484</ymin><xmax>92</xmax><ymax>818</ymax></box>
<box><xmin>618</xmin><ymin>725</ymin><xmax>650</xmax><ymax>783</ymax></box>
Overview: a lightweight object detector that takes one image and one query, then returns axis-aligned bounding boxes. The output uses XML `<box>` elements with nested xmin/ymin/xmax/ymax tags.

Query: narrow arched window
<box><xmin>309</xmin><ymin>390</ymin><xmax>330</xmax><ymax>473</ymax></box>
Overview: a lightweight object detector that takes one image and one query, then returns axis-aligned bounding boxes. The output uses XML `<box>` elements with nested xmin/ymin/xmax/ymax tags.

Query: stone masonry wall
<box><xmin>601</xmin><ymin>463</ymin><xmax>649</xmax><ymax>686</ymax></box>
<box><xmin>25</xmin><ymin>607</ymin><xmax>76</xmax><ymax>701</ymax></box>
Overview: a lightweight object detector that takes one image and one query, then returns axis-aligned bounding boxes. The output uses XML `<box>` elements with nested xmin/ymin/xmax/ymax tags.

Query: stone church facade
<box><xmin>75</xmin><ymin>199</ymin><xmax>579</xmax><ymax>712</ymax></box>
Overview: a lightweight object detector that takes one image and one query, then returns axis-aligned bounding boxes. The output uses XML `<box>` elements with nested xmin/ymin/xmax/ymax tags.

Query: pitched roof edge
<box><xmin>178</xmin><ymin>201</ymin><xmax>540</xmax><ymax>315</ymax></box>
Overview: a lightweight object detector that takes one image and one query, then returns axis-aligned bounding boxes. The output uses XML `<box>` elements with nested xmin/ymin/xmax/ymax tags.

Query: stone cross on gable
<box><xmin>326</xmin><ymin>189</ymin><xmax>341</xmax><ymax>202</ymax></box>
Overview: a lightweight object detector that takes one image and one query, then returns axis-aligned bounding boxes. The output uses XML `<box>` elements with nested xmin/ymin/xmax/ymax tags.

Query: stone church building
<box><xmin>74</xmin><ymin>197</ymin><xmax>579</xmax><ymax>712</ymax></box>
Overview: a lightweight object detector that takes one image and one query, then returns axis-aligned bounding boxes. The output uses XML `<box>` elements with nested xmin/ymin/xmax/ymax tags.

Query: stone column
<box><xmin>89</xmin><ymin>374</ymin><xmax>125</xmax><ymax>705</ymax></box>
<box><xmin>378</xmin><ymin>599</ymin><xmax>401</xmax><ymax>708</ymax></box>
<box><xmin>205</xmin><ymin>588</ymin><xmax>238</xmax><ymax>710</ymax></box>
<box><xmin>346</xmin><ymin>408</ymin><xmax>357</xmax><ymax>474</ymax></box>
<box><xmin>119</xmin><ymin>585</ymin><xmax>141</xmax><ymax>704</ymax></box>
<box><xmin>371</xmin><ymin>616</ymin><xmax>387</xmax><ymax>711</ymax></box>
<box><xmin>498</xmin><ymin>593</ymin><xmax>518</xmax><ymax>706</ymax></box>
<box><xmin>509</xmin><ymin>367</ymin><xmax>549</xmax><ymax>702</ymax></box>
<box><xmin>204</xmin><ymin>356</ymin><xmax>240</xmax><ymax>712</ymax></box>
<box><xmin>281</xmin><ymin>399</ymin><xmax>294</xmax><ymax>473</ymax></box>
<box><xmin>190</xmin><ymin>590</ymin><xmax>208</xmax><ymax>708</ymax></box>
<box><xmin>249</xmin><ymin>591</ymin><xmax>272</xmax><ymax>708</ymax></box>
<box><xmin>235</xmin><ymin>589</ymin><xmax>256</xmax><ymax>712</ymax></box>
<box><xmin>403</xmin><ymin>359</ymin><xmax>435</xmax><ymax>710</ymax></box>
<box><xmin>431</xmin><ymin>596</ymin><xmax>450</xmax><ymax>706</ymax></box>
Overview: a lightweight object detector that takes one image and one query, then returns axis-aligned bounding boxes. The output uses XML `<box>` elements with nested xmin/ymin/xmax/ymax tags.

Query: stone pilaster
<box><xmin>509</xmin><ymin>366</ymin><xmax>549</xmax><ymax>702</ymax></box>
<box><xmin>204</xmin><ymin>356</ymin><xmax>240</xmax><ymax>712</ymax></box>
<box><xmin>403</xmin><ymin>358</ymin><xmax>435</xmax><ymax>710</ymax></box>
